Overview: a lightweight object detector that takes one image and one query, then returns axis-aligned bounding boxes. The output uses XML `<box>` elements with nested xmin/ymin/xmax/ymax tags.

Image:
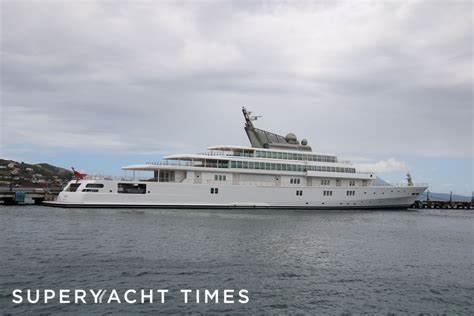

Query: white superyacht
<box><xmin>45</xmin><ymin>108</ymin><xmax>427</xmax><ymax>209</ymax></box>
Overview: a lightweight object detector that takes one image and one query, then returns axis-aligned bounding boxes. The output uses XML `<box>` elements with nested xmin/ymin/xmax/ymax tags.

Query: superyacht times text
<box><xmin>12</xmin><ymin>289</ymin><xmax>250</xmax><ymax>305</ymax></box>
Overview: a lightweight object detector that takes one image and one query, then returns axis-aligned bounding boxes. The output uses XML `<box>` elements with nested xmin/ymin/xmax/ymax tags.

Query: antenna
<box><xmin>250</xmin><ymin>115</ymin><xmax>262</xmax><ymax>121</ymax></box>
<box><xmin>242</xmin><ymin>107</ymin><xmax>261</xmax><ymax>127</ymax></box>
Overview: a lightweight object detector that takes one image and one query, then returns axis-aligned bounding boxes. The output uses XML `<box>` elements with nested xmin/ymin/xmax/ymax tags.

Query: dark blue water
<box><xmin>1</xmin><ymin>206</ymin><xmax>473</xmax><ymax>314</ymax></box>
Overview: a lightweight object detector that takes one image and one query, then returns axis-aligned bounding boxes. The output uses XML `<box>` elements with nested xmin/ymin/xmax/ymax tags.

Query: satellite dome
<box><xmin>285</xmin><ymin>133</ymin><xmax>298</xmax><ymax>144</ymax></box>
<box><xmin>301</xmin><ymin>139</ymin><xmax>308</xmax><ymax>146</ymax></box>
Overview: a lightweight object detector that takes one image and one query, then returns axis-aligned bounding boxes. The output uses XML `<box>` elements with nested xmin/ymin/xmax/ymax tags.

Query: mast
<box><xmin>242</xmin><ymin>107</ymin><xmax>255</xmax><ymax>129</ymax></box>
<box><xmin>241</xmin><ymin>107</ymin><xmax>312</xmax><ymax>151</ymax></box>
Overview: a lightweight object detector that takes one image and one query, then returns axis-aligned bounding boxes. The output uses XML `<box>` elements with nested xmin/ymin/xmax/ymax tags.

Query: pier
<box><xmin>0</xmin><ymin>189</ymin><xmax>59</xmax><ymax>205</ymax></box>
<box><xmin>411</xmin><ymin>200</ymin><xmax>472</xmax><ymax>209</ymax></box>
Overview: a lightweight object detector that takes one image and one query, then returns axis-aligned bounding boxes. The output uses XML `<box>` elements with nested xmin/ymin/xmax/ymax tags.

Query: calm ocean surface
<box><xmin>0</xmin><ymin>206</ymin><xmax>473</xmax><ymax>314</ymax></box>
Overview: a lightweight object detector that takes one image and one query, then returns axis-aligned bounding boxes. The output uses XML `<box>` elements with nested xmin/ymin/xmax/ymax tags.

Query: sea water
<box><xmin>0</xmin><ymin>206</ymin><xmax>472</xmax><ymax>314</ymax></box>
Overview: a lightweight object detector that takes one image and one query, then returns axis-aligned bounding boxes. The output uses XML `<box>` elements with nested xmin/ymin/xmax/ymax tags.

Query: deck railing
<box><xmin>79</xmin><ymin>175</ymin><xmax>427</xmax><ymax>188</ymax></box>
<box><xmin>382</xmin><ymin>183</ymin><xmax>428</xmax><ymax>187</ymax></box>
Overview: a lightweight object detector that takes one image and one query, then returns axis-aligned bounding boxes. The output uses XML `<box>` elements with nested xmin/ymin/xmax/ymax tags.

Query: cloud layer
<box><xmin>1</xmin><ymin>0</ymin><xmax>472</xmax><ymax>158</ymax></box>
<box><xmin>354</xmin><ymin>158</ymin><xmax>408</xmax><ymax>173</ymax></box>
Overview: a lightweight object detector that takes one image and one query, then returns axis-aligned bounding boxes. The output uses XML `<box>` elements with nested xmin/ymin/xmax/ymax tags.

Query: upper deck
<box><xmin>206</xmin><ymin>145</ymin><xmax>339</xmax><ymax>163</ymax></box>
<box><xmin>121</xmin><ymin>108</ymin><xmax>367</xmax><ymax>177</ymax></box>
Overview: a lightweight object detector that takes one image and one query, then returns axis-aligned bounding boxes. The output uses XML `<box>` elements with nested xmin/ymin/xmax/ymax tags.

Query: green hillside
<box><xmin>0</xmin><ymin>159</ymin><xmax>73</xmax><ymax>188</ymax></box>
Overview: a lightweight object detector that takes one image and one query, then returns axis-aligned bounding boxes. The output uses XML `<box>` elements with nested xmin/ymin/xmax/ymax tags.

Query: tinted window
<box><xmin>118</xmin><ymin>183</ymin><xmax>146</xmax><ymax>194</ymax></box>
<box><xmin>86</xmin><ymin>183</ymin><xmax>104</xmax><ymax>188</ymax></box>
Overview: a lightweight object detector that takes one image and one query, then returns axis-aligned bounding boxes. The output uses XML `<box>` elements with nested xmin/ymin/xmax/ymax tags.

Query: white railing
<box><xmin>338</xmin><ymin>160</ymin><xmax>351</xmax><ymax>164</ymax></box>
<box><xmin>146</xmin><ymin>161</ymin><xmax>196</xmax><ymax>166</ymax></box>
<box><xmin>197</xmin><ymin>151</ymin><xmax>233</xmax><ymax>157</ymax></box>
<box><xmin>84</xmin><ymin>175</ymin><xmax>153</xmax><ymax>182</ymax></box>
<box><xmin>146</xmin><ymin>161</ymin><xmax>229</xmax><ymax>168</ymax></box>
<box><xmin>385</xmin><ymin>183</ymin><xmax>428</xmax><ymax>187</ymax></box>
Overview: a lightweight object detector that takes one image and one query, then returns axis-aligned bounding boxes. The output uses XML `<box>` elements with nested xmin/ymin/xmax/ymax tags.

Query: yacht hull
<box><xmin>44</xmin><ymin>181</ymin><xmax>426</xmax><ymax>210</ymax></box>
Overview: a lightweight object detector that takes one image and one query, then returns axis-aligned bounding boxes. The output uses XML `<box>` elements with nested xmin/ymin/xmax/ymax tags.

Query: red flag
<box><xmin>71</xmin><ymin>167</ymin><xmax>85</xmax><ymax>180</ymax></box>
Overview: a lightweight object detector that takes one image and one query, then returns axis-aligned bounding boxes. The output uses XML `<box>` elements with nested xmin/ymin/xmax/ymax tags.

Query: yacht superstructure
<box><xmin>45</xmin><ymin>108</ymin><xmax>427</xmax><ymax>209</ymax></box>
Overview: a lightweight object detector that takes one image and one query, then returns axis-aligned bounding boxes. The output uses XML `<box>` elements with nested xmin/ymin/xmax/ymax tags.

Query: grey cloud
<box><xmin>1</xmin><ymin>0</ymin><xmax>472</xmax><ymax>158</ymax></box>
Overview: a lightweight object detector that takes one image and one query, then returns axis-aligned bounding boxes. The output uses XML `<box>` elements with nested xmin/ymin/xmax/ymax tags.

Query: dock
<box><xmin>0</xmin><ymin>189</ymin><xmax>59</xmax><ymax>205</ymax></box>
<box><xmin>411</xmin><ymin>200</ymin><xmax>472</xmax><ymax>209</ymax></box>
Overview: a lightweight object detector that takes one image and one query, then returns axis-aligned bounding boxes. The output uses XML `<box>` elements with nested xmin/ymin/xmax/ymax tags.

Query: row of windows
<box><xmin>82</xmin><ymin>189</ymin><xmax>99</xmax><ymax>192</ymax></box>
<box><xmin>296</xmin><ymin>190</ymin><xmax>303</xmax><ymax>196</ymax></box>
<box><xmin>255</xmin><ymin>150</ymin><xmax>337</xmax><ymax>163</ymax></box>
<box><xmin>214</xmin><ymin>175</ymin><xmax>227</xmax><ymax>181</ymax></box>
<box><xmin>229</xmin><ymin>161</ymin><xmax>355</xmax><ymax>173</ymax></box>
<box><xmin>118</xmin><ymin>183</ymin><xmax>146</xmax><ymax>194</ymax></box>
<box><xmin>349</xmin><ymin>181</ymin><xmax>355</xmax><ymax>186</ymax></box>
<box><xmin>323</xmin><ymin>190</ymin><xmax>333</xmax><ymax>196</ymax></box>
<box><xmin>290</xmin><ymin>178</ymin><xmax>301</xmax><ymax>184</ymax></box>
<box><xmin>210</xmin><ymin>188</ymin><xmax>219</xmax><ymax>194</ymax></box>
<box><xmin>321</xmin><ymin>179</ymin><xmax>330</xmax><ymax>185</ymax></box>
<box><xmin>346</xmin><ymin>190</ymin><xmax>355</xmax><ymax>196</ymax></box>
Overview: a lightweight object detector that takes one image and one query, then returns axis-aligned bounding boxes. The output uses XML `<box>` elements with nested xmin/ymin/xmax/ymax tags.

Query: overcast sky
<box><xmin>1</xmin><ymin>0</ymin><xmax>472</xmax><ymax>195</ymax></box>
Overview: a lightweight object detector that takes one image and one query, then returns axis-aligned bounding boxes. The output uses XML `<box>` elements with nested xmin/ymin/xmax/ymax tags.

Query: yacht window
<box><xmin>82</xmin><ymin>189</ymin><xmax>98</xmax><ymax>192</ymax></box>
<box><xmin>237</xmin><ymin>161</ymin><xmax>242</xmax><ymax>168</ymax></box>
<box><xmin>276</xmin><ymin>164</ymin><xmax>281</xmax><ymax>171</ymax></box>
<box><xmin>277</xmin><ymin>152</ymin><xmax>282</xmax><ymax>159</ymax></box>
<box><xmin>211</xmin><ymin>188</ymin><xmax>214</xmax><ymax>194</ymax></box>
<box><xmin>159</xmin><ymin>170</ymin><xmax>175</xmax><ymax>182</ymax></box>
<box><xmin>86</xmin><ymin>183</ymin><xmax>104</xmax><ymax>188</ymax></box>
<box><xmin>223</xmin><ymin>175</ymin><xmax>226</xmax><ymax>181</ymax></box>
<box><xmin>67</xmin><ymin>183</ymin><xmax>81</xmax><ymax>192</ymax></box>
<box><xmin>118</xmin><ymin>183</ymin><xmax>146</xmax><ymax>194</ymax></box>
<box><xmin>282</xmin><ymin>153</ymin><xmax>288</xmax><ymax>159</ymax></box>
<box><xmin>270</xmin><ymin>152</ymin><xmax>276</xmax><ymax>159</ymax></box>
<box><xmin>215</xmin><ymin>188</ymin><xmax>219</xmax><ymax>194</ymax></box>
<box><xmin>215</xmin><ymin>175</ymin><xmax>218</xmax><ymax>181</ymax></box>
<box><xmin>271</xmin><ymin>163</ymin><xmax>276</xmax><ymax>170</ymax></box>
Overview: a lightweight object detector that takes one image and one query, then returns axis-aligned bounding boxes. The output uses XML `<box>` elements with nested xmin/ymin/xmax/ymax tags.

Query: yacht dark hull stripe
<box><xmin>43</xmin><ymin>202</ymin><xmax>412</xmax><ymax>210</ymax></box>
